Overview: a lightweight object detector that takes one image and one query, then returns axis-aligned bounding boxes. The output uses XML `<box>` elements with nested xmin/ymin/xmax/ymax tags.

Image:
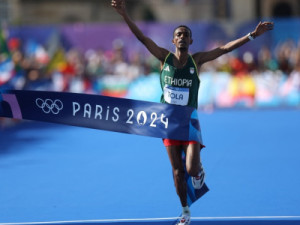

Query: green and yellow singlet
<box><xmin>160</xmin><ymin>52</ymin><xmax>200</xmax><ymax>109</ymax></box>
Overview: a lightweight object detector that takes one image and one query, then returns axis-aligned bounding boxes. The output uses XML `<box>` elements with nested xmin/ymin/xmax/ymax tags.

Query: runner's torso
<box><xmin>160</xmin><ymin>53</ymin><xmax>200</xmax><ymax>109</ymax></box>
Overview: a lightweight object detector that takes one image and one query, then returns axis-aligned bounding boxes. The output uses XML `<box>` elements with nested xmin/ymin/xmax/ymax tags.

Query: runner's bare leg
<box><xmin>183</xmin><ymin>142</ymin><xmax>202</xmax><ymax>177</ymax></box>
<box><xmin>166</xmin><ymin>145</ymin><xmax>187</xmax><ymax>207</ymax></box>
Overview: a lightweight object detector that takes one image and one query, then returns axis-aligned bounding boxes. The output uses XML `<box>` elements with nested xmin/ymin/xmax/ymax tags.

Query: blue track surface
<box><xmin>1</xmin><ymin>109</ymin><xmax>300</xmax><ymax>224</ymax></box>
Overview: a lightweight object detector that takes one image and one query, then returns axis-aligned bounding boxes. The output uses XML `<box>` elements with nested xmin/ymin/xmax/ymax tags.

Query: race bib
<box><xmin>164</xmin><ymin>85</ymin><xmax>189</xmax><ymax>106</ymax></box>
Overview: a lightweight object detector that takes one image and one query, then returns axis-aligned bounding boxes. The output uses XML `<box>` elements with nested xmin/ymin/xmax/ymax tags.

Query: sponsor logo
<box><xmin>164</xmin><ymin>65</ymin><xmax>170</xmax><ymax>72</ymax></box>
<box><xmin>36</xmin><ymin>98</ymin><xmax>63</xmax><ymax>114</ymax></box>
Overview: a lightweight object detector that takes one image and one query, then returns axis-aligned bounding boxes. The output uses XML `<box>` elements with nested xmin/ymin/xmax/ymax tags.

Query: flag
<box><xmin>24</xmin><ymin>39</ymin><xmax>49</xmax><ymax>65</ymax></box>
<box><xmin>45</xmin><ymin>48</ymin><xmax>68</xmax><ymax>74</ymax></box>
<box><xmin>0</xmin><ymin>29</ymin><xmax>10</xmax><ymax>59</ymax></box>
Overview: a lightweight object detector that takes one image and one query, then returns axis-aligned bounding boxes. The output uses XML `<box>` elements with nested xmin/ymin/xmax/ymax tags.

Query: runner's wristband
<box><xmin>248</xmin><ymin>32</ymin><xmax>255</xmax><ymax>41</ymax></box>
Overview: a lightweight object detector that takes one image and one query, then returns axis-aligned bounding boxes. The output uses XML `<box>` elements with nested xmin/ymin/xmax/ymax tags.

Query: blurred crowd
<box><xmin>198</xmin><ymin>39</ymin><xmax>300</xmax><ymax>108</ymax></box>
<box><xmin>0</xmin><ymin>37</ymin><xmax>162</xmax><ymax>95</ymax></box>
<box><xmin>202</xmin><ymin>39</ymin><xmax>300</xmax><ymax>75</ymax></box>
<box><xmin>0</xmin><ymin>29</ymin><xmax>300</xmax><ymax>128</ymax></box>
<box><xmin>1</xmin><ymin>36</ymin><xmax>299</xmax><ymax>92</ymax></box>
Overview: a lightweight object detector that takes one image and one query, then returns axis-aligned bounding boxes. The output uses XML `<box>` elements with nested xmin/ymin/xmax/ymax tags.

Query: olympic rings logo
<box><xmin>36</xmin><ymin>98</ymin><xmax>64</xmax><ymax>115</ymax></box>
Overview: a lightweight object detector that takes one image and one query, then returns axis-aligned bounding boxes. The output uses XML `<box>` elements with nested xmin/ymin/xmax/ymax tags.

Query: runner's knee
<box><xmin>173</xmin><ymin>168</ymin><xmax>185</xmax><ymax>181</ymax></box>
<box><xmin>186</xmin><ymin>164</ymin><xmax>199</xmax><ymax>177</ymax></box>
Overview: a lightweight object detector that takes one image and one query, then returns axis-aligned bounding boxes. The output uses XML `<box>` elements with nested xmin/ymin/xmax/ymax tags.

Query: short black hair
<box><xmin>173</xmin><ymin>25</ymin><xmax>192</xmax><ymax>38</ymax></box>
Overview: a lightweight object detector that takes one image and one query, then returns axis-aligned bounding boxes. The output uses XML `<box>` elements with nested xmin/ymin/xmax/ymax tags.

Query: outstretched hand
<box><xmin>253</xmin><ymin>21</ymin><xmax>274</xmax><ymax>37</ymax></box>
<box><xmin>111</xmin><ymin>0</ymin><xmax>126</xmax><ymax>16</ymax></box>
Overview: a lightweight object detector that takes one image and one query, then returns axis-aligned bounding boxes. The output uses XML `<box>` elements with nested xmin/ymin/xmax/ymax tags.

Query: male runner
<box><xmin>111</xmin><ymin>1</ymin><xmax>274</xmax><ymax>224</ymax></box>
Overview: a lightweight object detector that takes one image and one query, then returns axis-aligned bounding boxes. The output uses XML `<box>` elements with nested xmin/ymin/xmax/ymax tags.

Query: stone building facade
<box><xmin>0</xmin><ymin>0</ymin><xmax>299</xmax><ymax>26</ymax></box>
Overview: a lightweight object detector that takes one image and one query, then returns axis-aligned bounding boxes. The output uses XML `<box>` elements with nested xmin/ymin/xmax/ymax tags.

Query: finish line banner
<box><xmin>0</xmin><ymin>90</ymin><xmax>203</xmax><ymax>143</ymax></box>
<box><xmin>0</xmin><ymin>90</ymin><xmax>208</xmax><ymax>206</ymax></box>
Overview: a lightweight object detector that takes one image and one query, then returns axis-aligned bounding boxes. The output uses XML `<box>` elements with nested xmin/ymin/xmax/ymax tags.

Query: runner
<box><xmin>111</xmin><ymin>1</ymin><xmax>274</xmax><ymax>224</ymax></box>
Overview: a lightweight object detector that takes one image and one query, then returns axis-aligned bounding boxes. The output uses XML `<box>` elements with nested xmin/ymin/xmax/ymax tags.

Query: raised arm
<box><xmin>193</xmin><ymin>21</ymin><xmax>274</xmax><ymax>66</ymax></box>
<box><xmin>111</xmin><ymin>0</ymin><xmax>169</xmax><ymax>63</ymax></box>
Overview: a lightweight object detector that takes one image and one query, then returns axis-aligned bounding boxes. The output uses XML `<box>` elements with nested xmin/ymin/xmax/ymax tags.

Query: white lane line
<box><xmin>1</xmin><ymin>216</ymin><xmax>300</xmax><ymax>225</ymax></box>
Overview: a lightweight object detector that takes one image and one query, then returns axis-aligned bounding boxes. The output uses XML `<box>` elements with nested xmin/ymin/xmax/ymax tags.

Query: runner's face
<box><xmin>173</xmin><ymin>27</ymin><xmax>192</xmax><ymax>50</ymax></box>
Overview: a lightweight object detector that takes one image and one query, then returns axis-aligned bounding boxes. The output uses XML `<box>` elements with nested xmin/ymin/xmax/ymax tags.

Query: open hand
<box><xmin>253</xmin><ymin>21</ymin><xmax>274</xmax><ymax>37</ymax></box>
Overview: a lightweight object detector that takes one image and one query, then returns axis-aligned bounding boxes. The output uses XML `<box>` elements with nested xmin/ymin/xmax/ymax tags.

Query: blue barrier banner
<box><xmin>0</xmin><ymin>90</ymin><xmax>203</xmax><ymax>143</ymax></box>
<box><xmin>181</xmin><ymin>152</ymin><xmax>209</xmax><ymax>207</ymax></box>
<box><xmin>0</xmin><ymin>90</ymin><xmax>208</xmax><ymax>206</ymax></box>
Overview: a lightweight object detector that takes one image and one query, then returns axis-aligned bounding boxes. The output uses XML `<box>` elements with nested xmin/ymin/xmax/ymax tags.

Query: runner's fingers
<box><xmin>111</xmin><ymin>0</ymin><xmax>123</xmax><ymax>7</ymax></box>
<box><xmin>262</xmin><ymin>22</ymin><xmax>274</xmax><ymax>30</ymax></box>
<box><xmin>111</xmin><ymin>0</ymin><xmax>119</xmax><ymax>7</ymax></box>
